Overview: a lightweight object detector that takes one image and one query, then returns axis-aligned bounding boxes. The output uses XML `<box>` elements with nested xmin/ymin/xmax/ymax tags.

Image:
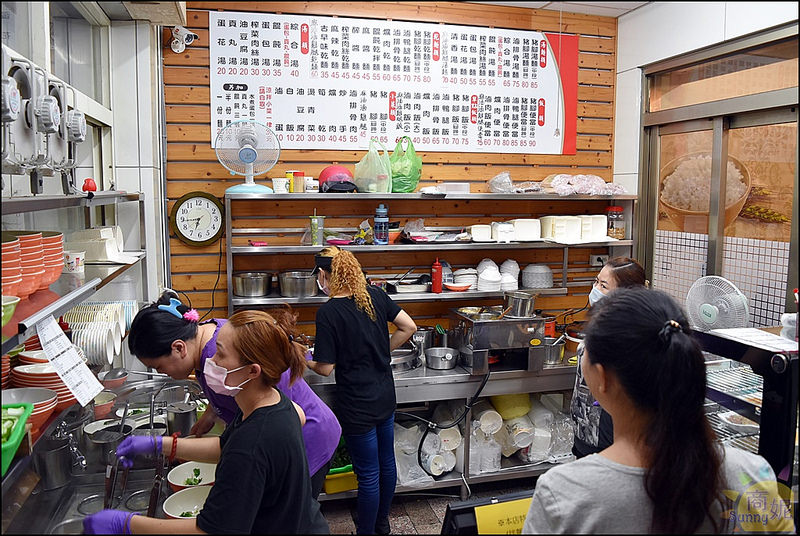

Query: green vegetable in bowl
<box><xmin>184</xmin><ymin>467</ymin><xmax>203</xmax><ymax>486</ymax></box>
<box><xmin>179</xmin><ymin>509</ymin><xmax>199</xmax><ymax>517</ymax></box>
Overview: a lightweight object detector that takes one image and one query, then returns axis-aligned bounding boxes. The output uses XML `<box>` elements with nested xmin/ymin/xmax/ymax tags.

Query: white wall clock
<box><xmin>169</xmin><ymin>191</ymin><xmax>225</xmax><ymax>247</ymax></box>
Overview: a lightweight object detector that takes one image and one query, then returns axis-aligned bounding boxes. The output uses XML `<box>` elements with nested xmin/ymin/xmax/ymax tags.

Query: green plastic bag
<box><xmin>354</xmin><ymin>139</ymin><xmax>391</xmax><ymax>193</ymax></box>
<box><xmin>389</xmin><ymin>136</ymin><xmax>422</xmax><ymax>193</ymax></box>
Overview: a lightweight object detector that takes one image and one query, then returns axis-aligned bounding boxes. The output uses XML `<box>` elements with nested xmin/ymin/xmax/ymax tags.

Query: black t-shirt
<box><xmin>196</xmin><ymin>390</ymin><xmax>329</xmax><ymax>534</ymax></box>
<box><xmin>314</xmin><ymin>286</ymin><xmax>401</xmax><ymax>434</ymax></box>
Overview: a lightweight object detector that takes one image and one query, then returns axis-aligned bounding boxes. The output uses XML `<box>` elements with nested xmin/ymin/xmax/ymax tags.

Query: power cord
<box><xmin>200</xmin><ymin>235</ymin><xmax>224</xmax><ymax>322</ymax></box>
<box><xmin>395</xmin><ymin>371</ymin><xmax>491</xmax><ymax>477</ymax></box>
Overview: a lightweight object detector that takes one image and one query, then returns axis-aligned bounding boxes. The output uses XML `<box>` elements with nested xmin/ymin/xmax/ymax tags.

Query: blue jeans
<box><xmin>343</xmin><ymin>415</ymin><xmax>397</xmax><ymax>534</ymax></box>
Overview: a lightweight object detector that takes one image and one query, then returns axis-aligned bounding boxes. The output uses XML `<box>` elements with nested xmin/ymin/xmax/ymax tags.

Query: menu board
<box><xmin>209</xmin><ymin>12</ymin><xmax>578</xmax><ymax>154</ymax></box>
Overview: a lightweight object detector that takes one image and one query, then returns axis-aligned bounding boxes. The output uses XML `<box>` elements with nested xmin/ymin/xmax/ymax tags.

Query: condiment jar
<box><xmin>605</xmin><ymin>206</ymin><xmax>625</xmax><ymax>239</ymax></box>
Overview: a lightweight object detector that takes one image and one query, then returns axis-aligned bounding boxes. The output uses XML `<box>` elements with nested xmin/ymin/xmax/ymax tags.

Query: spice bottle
<box><xmin>374</xmin><ymin>204</ymin><xmax>389</xmax><ymax>245</ymax></box>
<box><xmin>292</xmin><ymin>171</ymin><xmax>306</xmax><ymax>194</ymax></box>
<box><xmin>432</xmin><ymin>258</ymin><xmax>443</xmax><ymax>293</ymax></box>
<box><xmin>605</xmin><ymin>206</ymin><xmax>625</xmax><ymax>239</ymax></box>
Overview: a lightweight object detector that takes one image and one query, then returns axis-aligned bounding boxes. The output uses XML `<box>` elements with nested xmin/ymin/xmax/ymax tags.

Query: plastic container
<box><xmin>489</xmin><ymin>393</ymin><xmax>532</xmax><ymax>420</ymax></box>
<box><xmin>431</xmin><ymin>258</ymin><xmax>443</xmax><ymax>294</ymax></box>
<box><xmin>2</xmin><ymin>402</ymin><xmax>34</xmax><ymax>477</ymax></box>
<box><xmin>606</xmin><ymin>206</ymin><xmax>625</xmax><ymax>239</ymax></box>
<box><xmin>309</xmin><ymin>216</ymin><xmax>325</xmax><ymax>246</ymax></box>
<box><xmin>374</xmin><ymin>204</ymin><xmax>389</xmax><ymax>245</ymax></box>
<box><xmin>324</xmin><ymin>469</ymin><xmax>358</xmax><ymax>494</ymax></box>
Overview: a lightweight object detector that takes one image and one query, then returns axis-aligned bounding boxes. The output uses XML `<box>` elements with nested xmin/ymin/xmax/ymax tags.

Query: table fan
<box><xmin>214</xmin><ymin>119</ymin><xmax>280</xmax><ymax>194</ymax></box>
<box><xmin>685</xmin><ymin>275</ymin><xmax>749</xmax><ymax>331</ymax></box>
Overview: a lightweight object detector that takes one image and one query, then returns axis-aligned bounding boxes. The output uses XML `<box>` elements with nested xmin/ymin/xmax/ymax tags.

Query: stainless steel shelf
<box><xmin>1</xmin><ymin>253</ymin><xmax>146</xmax><ymax>354</ymax></box>
<box><xmin>231</xmin><ymin>287</ymin><xmax>568</xmax><ymax>307</ymax></box>
<box><xmin>226</xmin><ymin>192</ymin><xmax>638</xmax><ymax>201</ymax></box>
<box><xmin>230</xmin><ymin>240</ymin><xmax>633</xmax><ymax>255</ymax></box>
<box><xmin>1</xmin><ymin>191</ymin><xmax>142</xmax><ymax>214</ymax></box>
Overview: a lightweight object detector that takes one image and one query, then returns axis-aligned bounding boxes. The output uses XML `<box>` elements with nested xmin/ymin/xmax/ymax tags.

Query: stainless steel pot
<box><xmin>33</xmin><ymin>435</ymin><xmax>85</xmax><ymax>490</ymax></box>
<box><xmin>543</xmin><ymin>337</ymin><xmax>566</xmax><ymax>365</ymax></box>
<box><xmin>82</xmin><ymin>419</ymin><xmax>135</xmax><ymax>466</ymax></box>
<box><xmin>165</xmin><ymin>402</ymin><xmax>197</xmax><ymax>436</ymax></box>
<box><xmin>411</xmin><ymin>327</ymin><xmax>435</xmax><ymax>358</ymax></box>
<box><xmin>425</xmin><ymin>347</ymin><xmax>459</xmax><ymax>370</ymax></box>
<box><xmin>503</xmin><ymin>291</ymin><xmax>537</xmax><ymax>318</ymax></box>
<box><xmin>278</xmin><ymin>271</ymin><xmax>318</xmax><ymax>297</ymax></box>
<box><xmin>232</xmin><ymin>272</ymin><xmax>273</xmax><ymax>297</ymax></box>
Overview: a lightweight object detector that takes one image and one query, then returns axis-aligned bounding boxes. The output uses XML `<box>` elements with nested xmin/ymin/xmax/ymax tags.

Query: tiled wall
<box><xmin>652</xmin><ymin>230</ymin><xmax>790</xmax><ymax>328</ymax></box>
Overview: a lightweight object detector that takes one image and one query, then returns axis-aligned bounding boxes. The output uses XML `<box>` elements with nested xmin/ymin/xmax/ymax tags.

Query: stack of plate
<box><xmin>1</xmin><ymin>354</ymin><xmax>10</xmax><ymax>389</ymax></box>
<box><xmin>24</xmin><ymin>335</ymin><xmax>42</xmax><ymax>351</ymax></box>
<box><xmin>10</xmin><ymin>363</ymin><xmax>76</xmax><ymax>410</ymax></box>
<box><xmin>453</xmin><ymin>268</ymin><xmax>478</xmax><ymax>290</ymax></box>
<box><xmin>2</xmin><ymin>387</ymin><xmax>58</xmax><ymax>433</ymax></box>
<box><xmin>477</xmin><ymin>268</ymin><xmax>502</xmax><ymax>291</ymax></box>
<box><xmin>18</xmin><ymin>350</ymin><xmax>49</xmax><ymax>365</ymax></box>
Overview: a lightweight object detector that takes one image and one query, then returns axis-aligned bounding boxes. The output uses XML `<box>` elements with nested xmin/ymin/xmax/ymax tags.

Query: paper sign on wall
<box><xmin>474</xmin><ymin>496</ymin><xmax>533</xmax><ymax>534</ymax></box>
<box><xmin>209</xmin><ymin>12</ymin><xmax>578</xmax><ymax>154</ymax></box>
<box><xmin>37</xmin><ymin>315</ymin><xmax>103</xmax><ymax>407</ymax></box>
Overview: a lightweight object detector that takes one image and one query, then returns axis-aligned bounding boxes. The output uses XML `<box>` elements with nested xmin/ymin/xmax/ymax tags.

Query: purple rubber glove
<box><xmin>83</xmin><ymin>510</ymin><xmax>139</xmax><ymax>534</ymax></box>
<box><xmin>116</xmin><ymin>435</ymin><xmax>162</xmax><ymax>468</ymax></box>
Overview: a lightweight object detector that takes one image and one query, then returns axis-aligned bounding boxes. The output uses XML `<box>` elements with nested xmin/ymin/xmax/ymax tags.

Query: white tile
<box><xmin>114</xmin><ymin>167</ymin><xmax>140</xmax><ymax>192</ymax></box>
<box><xmin>725</xmin><ymin>2</ymin><xmax>798</xmax><ymax>40</ymax></box>
<box><xmin>136</xmin><ymin>22</ymin><xmax>156</xmax><ymax>166</ymax></box>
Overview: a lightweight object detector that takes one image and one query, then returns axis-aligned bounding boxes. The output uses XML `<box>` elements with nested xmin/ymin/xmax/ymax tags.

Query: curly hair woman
<box><xmin>307</xmin><ymin>246</ymin><xmax>417</xmax><ymax>535</ymax></box>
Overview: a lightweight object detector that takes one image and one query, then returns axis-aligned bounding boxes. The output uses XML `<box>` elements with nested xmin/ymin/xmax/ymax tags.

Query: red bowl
<box><xmin>2</xmin><ymin>278</ymin><xmax>21</xmax><ymax>297</ymax></box>
<box><xmin>17</xmin><ymin>270</ymin><xmax>44</xmax><ymax>300</ymax></box>
<box><xmin>3</xmin><ymin>267</ymin><xmax>23</xmax><ymax>278</ymax></box>
<box><xmin>1</xmin><ymin>249</ymin><xmax>20</xmax><ymax>262</ymax></box>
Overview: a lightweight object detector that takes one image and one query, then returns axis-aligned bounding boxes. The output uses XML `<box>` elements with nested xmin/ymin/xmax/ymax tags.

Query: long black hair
<box><xmin>583</xmin><ymin>287</ymin><xmax>725</xmax><ymax>533</ymax></box>
<box><xmin>127</xmin><ymin>291</ymin><xmax>199</xmax><ymax>359</ymax></box>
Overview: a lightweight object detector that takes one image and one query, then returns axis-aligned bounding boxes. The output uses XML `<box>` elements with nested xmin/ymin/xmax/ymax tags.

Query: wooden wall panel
<box><xmin>166</xmin><ymin>2</ymin><xmax>617</xmax><ymax>331</ymax></box>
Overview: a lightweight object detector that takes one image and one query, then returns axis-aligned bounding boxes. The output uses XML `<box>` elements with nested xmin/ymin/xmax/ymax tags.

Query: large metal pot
<box><xmin>278</xmin><ymin>271</ymin><xmax>318</xmax><ymax>297</ymax></box>
<box><xmin>425</xmin><ymin>347</ymin><xmax>459</xmax><ymax>370</ymax></box>
<box><xmin>411</xmin><ymin>327</ymin><xmax>435</xmax><ymax>357</ymax></box>
<box><xmin>503</xmin><ymin>291</ymin><xmax>537</xmax><ymax>318</ymax></box>
<box><xmin>33</xmin><ymin>435</ymin><xmax>84</xmax><ymax>490</ymax></box>
<box><xmin>232</xmin><ymin>272</ymin><xmax>273</xmax><ymax>297</ymax></box>
<box><xmin>82</xmin><ymin>418</ymin><xmax>136</xmax><ymax>466</ymax></box>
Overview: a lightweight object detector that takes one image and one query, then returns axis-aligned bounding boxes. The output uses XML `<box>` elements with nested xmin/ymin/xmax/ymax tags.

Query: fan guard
<box><xmin>214</xmin><ymin>119</ymin><xmax>280</xmax><ymax>194</ymax></box>
<box><xmin>685</xmin><ymin>276</ymin><xmax>749</xmax><ymax>331</ymax></box>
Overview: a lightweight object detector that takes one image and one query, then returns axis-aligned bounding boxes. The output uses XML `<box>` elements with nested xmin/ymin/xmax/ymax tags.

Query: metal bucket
<box><xmin>33</xmin><ymin>437</ymin><xmax>74</xmax><ymax>490</ymax></box>
<box><xmin>411</xmin><ymin>327</ymin><xmax>435</xmax><ymax>357</ymax></box>
<box><xmin>425</xmin><ymin>347</ymin><xmax>459</xmax><ymax>370</ymax></box>
<box><xmin>503</xmin><ymin>291</ymin><xmax>536</xmax><ymax>318</ymax></box>
<box><xmin>543</xmin><ymin>337</ymin><xmax>566</xmax><ymax>365</ymax></box>
<box><xmin>166</xmin><ymin>402</ymin><xmax>197</xmax><ymax>437</ymax></box>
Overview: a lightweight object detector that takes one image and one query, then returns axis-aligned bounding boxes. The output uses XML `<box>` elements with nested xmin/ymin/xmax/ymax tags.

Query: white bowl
<box><xmin>167</xmin><ymin>461</ymin><xmax>217</xmax><ymax>492</ymax></box>
<box><xmin>162</xmin><ymin>485</ymin><xmax>212</xmax><ymax>519</ymax></box>
<box><xmin>718</xmin><ymin>411</ymin><xmax>759</xmax><ymax>435</ymax></box>
<box><xmin>1</xmin><ymin>387</ymin><xmax>58</xmax><ymax>406</ymax></box>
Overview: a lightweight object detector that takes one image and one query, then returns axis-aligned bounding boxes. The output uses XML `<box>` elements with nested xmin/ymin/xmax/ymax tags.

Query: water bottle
<box><xmin>374</xmin><ymin>204</ymin><xmax>389</xmax><ymax>245</ymax></box>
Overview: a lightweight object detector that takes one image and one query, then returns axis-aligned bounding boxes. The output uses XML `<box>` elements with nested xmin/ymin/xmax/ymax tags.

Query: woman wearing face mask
<box><xmin>118</xmin><ymin>292</ymin><xmax>341</xmax><ymax>499</ymax></box>
<box><xmin>306</xmin><ymin>246</ymin><xmax>417</xmax><ymax>535</ymax></box>
<box><xmin>524</xmin><ymin>288</ymin><xmax>788</xmax><ymax>533</ymax></box>
<box><xmin>571</xmin><ymin>257</ymin><xmax>647</xmax><ymax>458</ymax></box>
<box><xmin>83</xmin><ymin>309</ymin><xmax>329</xmax><ymax>535</ymax></box>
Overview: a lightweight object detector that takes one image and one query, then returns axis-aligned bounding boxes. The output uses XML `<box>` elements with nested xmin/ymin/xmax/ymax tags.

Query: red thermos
<box><xmin>432</xmin><ymin>258</ymin><xmax>443</xmax><ymax>294</ymax></box>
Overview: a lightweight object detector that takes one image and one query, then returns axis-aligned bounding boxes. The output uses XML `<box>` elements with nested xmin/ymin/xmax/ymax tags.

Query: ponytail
<box><xmin>128</xmin><ymin>291</ymin><xmax>199</xmax><ymax>358</ymax></box>
<box><xmin>584</xmin><ymin>288</ymin><xmax>727</xmax><ymax>533</ymax></box>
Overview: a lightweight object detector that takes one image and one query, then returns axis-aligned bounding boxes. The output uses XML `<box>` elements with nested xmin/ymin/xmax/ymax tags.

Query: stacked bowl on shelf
<box><xmin>2</xmin><ymin>231</ymin><xmax>64</xmax><ymax>300</ymax></box>
<box><xmin>2</xmin><ymin>236</ymin><xmax>23</xmax><ymax>298</ymax></box>
<box><xmin>2</xmin><ymin>387</ymin><xmax>59</xmax><ymax>435</ymax></box>
<box><xmin>1</xmin><ymin>354</ymin><xmax>10</xmax><ymax>389</ymax></box>
<box><xmin>10</xmin><ymin>361</ymin><xmax>77</xmax><ymax>410</ymax></box>
<box><xmin>499</xmin><ymin>260</ymin><xmax>520</xmax><ymax>291</ymax></box>
<box><xmin>63</xmin><ymin>302</ymin><xmax>126</xmax><ymax>365</ymax></box>
<box><xmin>452</xmin><ymin>268</ymin><xmax>478</xmax><ymax>290</ymax></box>
<box><xmin>477</xmin><ymin>259</ymin><xmax>502</xmax><ymax>291</ymax></box>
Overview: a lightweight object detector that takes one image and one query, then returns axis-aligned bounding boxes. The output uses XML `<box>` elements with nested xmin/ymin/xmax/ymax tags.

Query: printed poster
<box><xmin>209</xmin><ymin>12</ymin><xmax>578</xmax><ymax>154</ymax></box>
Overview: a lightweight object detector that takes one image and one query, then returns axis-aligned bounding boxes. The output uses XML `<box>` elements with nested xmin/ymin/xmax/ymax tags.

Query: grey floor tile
<box><xmin>412</xmin><ymin>522</ymin><xmax>443</xmax><ymax>535</ymax></box>
<box><xmin>403</xmin><ymin>498</ymin><xmax>440</xmax><ymax>527</ymax></box>
<box><xmin>390</xmin><ymin>513</ymin><xmax>417</xmax><ymax>535</ymax></box>
<box><xmin>426</xmin><ymin>497</ymin><xmax>450</xmax><ymax>523</ymax></box>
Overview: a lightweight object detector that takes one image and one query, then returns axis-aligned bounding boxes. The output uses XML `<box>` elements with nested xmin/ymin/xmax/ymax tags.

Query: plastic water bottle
<box><xmin>374</xmin><ymin>204</ymin><xmax>389</xmax><ymax>245</ymax></box>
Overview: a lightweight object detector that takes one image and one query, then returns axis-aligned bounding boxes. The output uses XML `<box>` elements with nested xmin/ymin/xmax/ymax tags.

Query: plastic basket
<box><xmin>324</xmin><ymin>470</ymin><xmax>358</xmax><ymax>494</ymax></box>
<box><xmin>2</xmin><ymin>402</ymin><xmax>34</xmax><ymax>477</ymax></box>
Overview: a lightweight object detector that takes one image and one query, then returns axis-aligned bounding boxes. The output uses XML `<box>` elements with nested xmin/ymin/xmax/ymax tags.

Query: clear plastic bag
<box><xmin>354</xmin><ymin>138</ymin><xmax>391</xmax><ymax>193</ymax></box>
<box><xmin>488</xmin><ymin>171</ymin><xmax>542</xmax><ymax>194</ymax></box>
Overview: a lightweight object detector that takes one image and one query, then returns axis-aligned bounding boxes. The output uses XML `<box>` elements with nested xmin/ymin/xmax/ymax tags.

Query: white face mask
<box><xmin>317</xmin><ymin>276</ymin><xmax>330</xmax><ymax>296</ymax></box>
<box><xmin>588</xmin><ymin>286</ymin><xmax>606</xmax><ymax>306</ymax></box>
<box><xmin>203</xmin><ymin>359</ymin><xmax>251</xmax><ymax>396</ymax></box>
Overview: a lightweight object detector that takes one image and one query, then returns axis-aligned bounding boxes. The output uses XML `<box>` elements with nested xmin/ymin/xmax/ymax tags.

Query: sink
<box><xmin>4</xmin><ymin>468</ymin><xmax>169</xmax><ymax>534</ymax></box>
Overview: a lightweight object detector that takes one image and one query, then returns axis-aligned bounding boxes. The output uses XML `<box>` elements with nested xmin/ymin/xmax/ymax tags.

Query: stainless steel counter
<box><xmin>304</xmin><ymin>363</ymin><xmax>577</xmax><ymax>405</ymax></box>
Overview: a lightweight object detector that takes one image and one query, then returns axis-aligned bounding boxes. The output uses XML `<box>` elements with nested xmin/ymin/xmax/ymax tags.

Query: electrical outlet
<box><xmin>590</xmin><ymin>254</ymin><xmax>609</xmax><ymax>267</ymax></box>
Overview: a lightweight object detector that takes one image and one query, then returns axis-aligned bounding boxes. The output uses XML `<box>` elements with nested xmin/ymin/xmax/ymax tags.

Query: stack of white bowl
<box><xmin>522</xmin><ymin>264</ymin><xmax>554</xmax><ymax>289</ymax></box>
<box><xmin>499</xmin><ymin>260</ymin><xmax>520</xmax><ymax>291</ymax></box>
<box><xmin>88</xmin><ymin>300</ymin><xmax>137</xmax><ymax>331</ymax></box>
<box><xmin>63</xmin><ymin>302</ymin><xmax>126</xmax><ymax>364</ymax></box>
<box><xmin>453</xmin><ymin>268</ymin><xmax>478</xmax><ymax>290</ymax></box>
<box><xmin>477</xmin><ymin>267</ymin><xmax>502</xmax><ymax>291</ymax></box>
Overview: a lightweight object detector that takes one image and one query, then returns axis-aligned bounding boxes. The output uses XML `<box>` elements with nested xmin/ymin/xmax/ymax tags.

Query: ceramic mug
<box><xmin>63</xmin><ymin>251</ymin><xmax>85</xmax><ymax>274</ymax></box>
<box><xmin>271</xmin><ymin>178</ymin><xmax>289</xmax><ymax>193</ymax></box>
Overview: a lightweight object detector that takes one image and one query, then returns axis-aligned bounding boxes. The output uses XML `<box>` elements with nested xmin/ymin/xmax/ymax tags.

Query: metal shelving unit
<box><xmin>224</xmin><ymin>193</ymin><xmax>637</xmax><ymax>314</ymax></box>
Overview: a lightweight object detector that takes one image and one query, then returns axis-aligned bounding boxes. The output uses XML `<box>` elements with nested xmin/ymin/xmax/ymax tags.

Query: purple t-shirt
<box><xmin>195</xmin><ymin>319</ymin><xmax>341</xmax><ymax>475</ymax></box>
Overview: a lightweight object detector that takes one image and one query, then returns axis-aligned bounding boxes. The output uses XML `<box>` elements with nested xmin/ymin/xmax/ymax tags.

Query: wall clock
<box><xmin>169</xmin><ymin>191</ymin><xmax>225</xmax><ymax>247</ymax></box>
